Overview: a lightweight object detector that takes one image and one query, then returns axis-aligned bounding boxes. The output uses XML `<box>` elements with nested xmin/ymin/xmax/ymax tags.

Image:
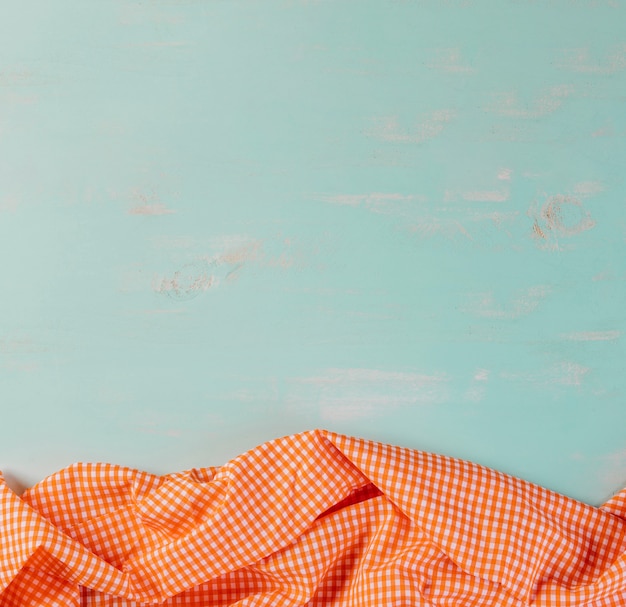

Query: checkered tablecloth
<box><xmin>2</xmin><ymin>429</ymin><xmax>626</xmax><ymax>605</ymax></box>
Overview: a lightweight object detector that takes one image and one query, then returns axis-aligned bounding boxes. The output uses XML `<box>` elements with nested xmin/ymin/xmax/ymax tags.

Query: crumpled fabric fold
<box><xmin>2</xmin><ymin>429</ymin><xmax>626</xmax><ymax>606</ymax></box>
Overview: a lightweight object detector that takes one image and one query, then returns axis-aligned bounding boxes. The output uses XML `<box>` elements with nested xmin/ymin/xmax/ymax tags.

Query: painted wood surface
<box><xmin>1</xmin><ymin>1</ymin><xmax>625</xmax><ymax>505</ymax></box>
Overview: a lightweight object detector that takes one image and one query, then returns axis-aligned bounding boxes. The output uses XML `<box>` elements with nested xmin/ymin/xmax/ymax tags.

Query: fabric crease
<box><xmin>1</xmin><ymin>429</ymin><xmax>626</xmax><ymax>606</ymax></box>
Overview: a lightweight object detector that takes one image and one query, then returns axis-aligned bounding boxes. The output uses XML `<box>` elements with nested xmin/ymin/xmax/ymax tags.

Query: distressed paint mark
<box><xmin>474</xmin><ymin>369</ymin><xmax>490</xmax><ymax>381</ymax></box>
<box><xmin>299</xmin><ymin>368</ymin><xmax>447</xmax><ymax>386</ymax></box>
<box><xmin>153</xmin><ymin>260</ymin><xmax>218</xmax><ymax>300</ymax></box>
<box><xmin>366</xmin><ymin>110</ymin><xmax>455</xmax><ymax>143</ymax></box>
<box><xmin>484</xmin><ymin>122</ymin><xmax>534</xmax><ymax>142</ymax></box>
<box><xmin>557</xmin><ymin>45</ymin><xmax>626</xmax><ymax>75</ymax></box>
<box><xmin>460</xmin><ymin>190</ymin><xmax>509</xmax><ymax>203</ymax></box>
<box><xmin>316</xmin><ymin>189</ymin><xmax>519</xmax><ymax>244</ymax></box>
<box><xmin>592</xmin><ymin>270</ymin><xmax>615</xmax><ymax>282</ymax></box>
<box><xmin>1</xmin><ymin>360</ymin><xmax>38</xmax><ymax>373</ymax></box>
<box><xmin>389</xmin><ymin>208</ymin><xmax>512</xmax><ymax>241</ymax></box>
<box><xmin>128</xmin><ymin>187</ymin><xmax>176</xmax><ymax>215</ymax></box>
<box><xmin>464</xmin><ymin>368</ymin><xmax>490</xmax><ymax>403</ymax></box>
<box><xmin>217</xmin><ymin>239</ymin><xmax>264</xmax><ymax>281</ymax></box>
<box><xmin>218</xmin><ymin>240</ymin><xmax>263</xmax><ymax>265</ymax></box>
<box><xmin>314</xmin><ymin>192</ymin><xmax>424</xmax><ymax>215</ymax></box>
<box><xmin>532</xmin><ymin>219</ymin><xmax>547</xmax><ymax>240</ymax></box>
<box><xmin>151</xmin><ymin>234</ymin><xmax>256</xmax><ymax>251</ymax></box>
<box><xmin>109</xmin><ymin>185</ymin><xmax>180</xmax><ymax>215</ymax></box>
<box><xmin>529</xmin><ymin>194</ymin><xmax>595</xmax><ymax>248</ymax></box>
<box><xmin>0</xmin><ymin>336</ymin><xmax>47</xmax><ymax>355</ymax></box>
<box><xmin>426</xmin><ymin>48</ymin><xmax>474</xmax><ymax>74</ymax></box>
<box><xmin>219</xmin><ymin>237</ymin><xmax>298</xmax><ymax>272</ymax></box>
<box><xmin>147</xmin><ymin>236</ymin><xmax>300</xmax><ymax>298</ymax></box>
<box><xmin>498</xmin><ymin>168</ymin><xmax>513</xmax><ymax>181</ymax></box>
<box><xmin>591</xmin><ymin>126</ymin><xmax>613</xmax><ymax>138</ymax></box>
<box><xmin>487</xmin><ymin>85</ymin><xmax>574</xmax><ymax>119</ymax></box>
<box><xmin>0</xmin><ymin>69</ymin><xmax>37</xmax><ymax>86</ymax></box>
<box><xmin>561</xmin><ymin>330</ymin><xmax>621</xmax><ymax>341</ymax></box>
<box><xmin>128</xmin><ymin>203</ymin><xmax>176</xmax><ymax>215</ymax></box>
<box><xmin>501</xmin><ymin>361</ymin><xmax>590</xmax><ymax>387</ymax></box>
<box><xmin>0</xmin><ymin>92</ymin><xmax>38</xmax><ymax>106</ymax></box>
<box><xmin>540</xmin><ymin>195</ymin><xmax>595</xmax><ymax>237</ymax></box>
<box><xmin>462</xmin><ymin>285</ymin><xmax>552</xmax><ymax>320</ymax></box>
<box><xmin>408</xmin><ymin>218</ymin><xmax>473</xmax><ymax>241</ymax></box>
<box><xmin>556</xmin><ymin>361</ymin><xmax>591</xmax><ymax>386</ymax></box>
<box><xmin>573</xmin><ymin>181</ymin><xmax>605</xmax><ymax>197</ymax></box>
<box><xmin>315</xmin><ymin>192</ymin><xmax>419</xmax><ymax>207</ymax></box>
<box><xmin>477</xmin><ymin>210</ymin><xmax>519</xmax><ymax>228</ymax></box>
<box><xmin>295</xmin><ymin>368</ymin><xmax>449</xmax><ymax>421</ymax></box>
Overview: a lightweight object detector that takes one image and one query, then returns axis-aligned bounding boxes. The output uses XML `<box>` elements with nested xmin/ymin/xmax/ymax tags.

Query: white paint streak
<box><xmin>315</xmin><ymin>185</ymin><xmax>521</xmax><ymax>243</ymax></box>
<box><xmin>128</xmin><ymin>203</ymin><xmax>176</xmax><ymax>216</ymax></box>
<box><xmin>463</xmin><ymin>285</ymin><xmax>552</xmax><ymax>320</ymax></box>
<box><xmin>498</xmin><ymin>168</ymin><xmax>512</xmax><ymax>181</ymax></box>
<box><xmin>1</xmin><ymin>360</ymin><xmax>38</xmax><ymax>373</ymax></box>
<box><xmin>426</xmin><ymin>48</ymin><xmax>474</xmax><ymax>73</ymax></box>
<box><xmin>301</xmin><ymin>368</ymin><xmax>446</xmax><ymax>386</ymax></box>
<box><xmin>501</xmin><ymin>361</ymin><xmax>590</xmax><ymax>387</ymax></box>
<box><xmin>592</xmin><ymin>126</ymin><xmax>613</xmax><ymax>138</ymax></box>
<box><xmin>592</xmin><ymin>270</ymin><xmax>614</xmax><ymax>282</ymax></box>
<box><xmin>218</xmin><ymin>240</ymin><xmax>263</xmax><ymax>265</ymax></box>
<box><xmin>408</xmin><ymin>218</ymin><xmax>473</xmax><ymax>241</ymax></box>
<box><xmin>475</xmin><ymin>210</ymin><xmax>520</xmax><ymax>227</ymax></box>
<box><xmin>367</xmin><ymin>110</ymin><xmax>455</xmax><ymax>143</ymax></box>
<box><xmin>0</xmin><ymin>69</ymin><xmax>37</xmax><ymax>86</ymax></box>
<box><xmin>573</xmin><ymin>181</ymin><xmax>605</xmax><ymax>197</ymax></box>
<box><xmin>297</xmin><ymin>367</ymin><xmax>449</xmax><ymax>420</ymax></box>
<box><xmin>556</xmin><ymin>361</ymin><xmax>590</xmax><ymax>386</ymax></box>
<box><xmin>315</xmin><ymin>192</ymin><xmax>425</xmax><ymax>215</ymax></box>
<box><xmin>557</xmin><ymin>45</ymin><xmax>626</xmax><ymax>75</ymax></box>
<box><xmin>464</xmin><ymin>369</ymin><xmax>490</xmax><ymax>403</ymax></box>
<box><xmin>318</xmin><ymin>192</ymin><xmax>420</xmax><ymax>206</ymax></box>
<box><xmin>488</xmin><ymin>85</ymin><xmax>574</xmax><ymax>119</ymax></box>
<box><xmin>464</xmin><ymin>386</ymin><xmax>485</xmax><ymax>403</ymax></box>
<box><xmin>0</xmin><ymin>337</ymin><xmax>47</xmax><ymax>355</ymax></box>
<box><xmin>474</xmin><ymin>369</ymin><xmax>490</xmax><ymax>381</ymax></box>
<box><xmin>0</xmin><ymin>92</ymin><xmax>37</xmax><ymax>105</ymax></box>
<box><xmin>461</xmin><ymin>190</ymin><xmax>509</xmax><ymax>202</ymax></box>
<box><xmin>562</xmin><ymin>330</ymin><xmax>621</xmax><ymax>342</ymax></box>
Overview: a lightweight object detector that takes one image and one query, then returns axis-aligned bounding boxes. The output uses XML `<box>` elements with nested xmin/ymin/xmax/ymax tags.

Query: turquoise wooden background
<box><xmin>1</xmin><ymin>0</ymin><xmax>625</xmax><ymax>505</ymax></box>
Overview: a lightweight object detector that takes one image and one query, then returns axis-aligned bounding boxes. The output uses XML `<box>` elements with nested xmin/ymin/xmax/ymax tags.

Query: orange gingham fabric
<box><xmin>2</xmin><ymin>430</ymin><xmax>626</xmax><ymax>606</ymax></box>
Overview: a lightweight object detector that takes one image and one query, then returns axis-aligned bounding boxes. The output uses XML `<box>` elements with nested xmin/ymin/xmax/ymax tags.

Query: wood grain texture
<box><xmin>1</xmin><ymin>0</ymin><xmax>624</xmax><ymax>504</ymax></box>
